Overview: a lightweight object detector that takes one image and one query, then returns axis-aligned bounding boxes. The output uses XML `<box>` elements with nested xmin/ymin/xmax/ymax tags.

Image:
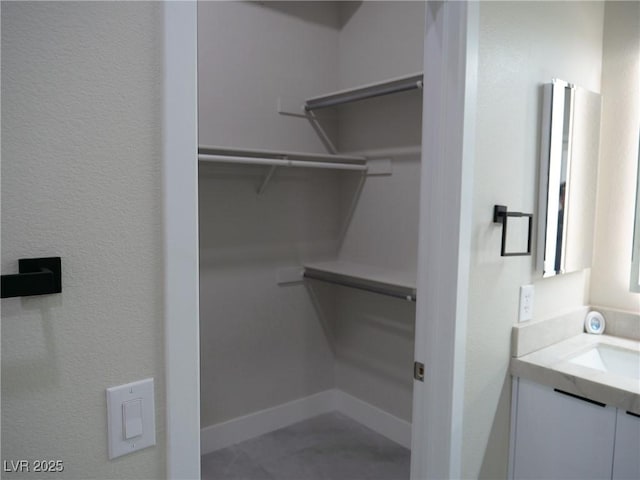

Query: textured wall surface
<box><xmin>1</xmin><ymin>3</ymin><xmax>165</xmax><ymax>478</ymax></box>
<box><xmin>590</xmin><ymin>1</ymin><xmax>640</xmax><ymax>313</ymax></box>
<box><xmin>464</xmin><ymin>2</ymin><xmax>604</xmax><ymax>478</ymax></box>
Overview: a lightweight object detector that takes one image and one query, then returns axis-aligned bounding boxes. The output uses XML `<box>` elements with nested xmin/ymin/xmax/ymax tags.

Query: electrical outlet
<box><xmin>519</xmin><ymin>285</ymin><xmax>534</xmax><ymax>322</ymax></box>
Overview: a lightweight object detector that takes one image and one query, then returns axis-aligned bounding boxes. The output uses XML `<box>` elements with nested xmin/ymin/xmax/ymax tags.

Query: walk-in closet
<box><xmin>198</xmin><ymin>2</ymin><xmax>425</xmax><ymax>478</ymax></box>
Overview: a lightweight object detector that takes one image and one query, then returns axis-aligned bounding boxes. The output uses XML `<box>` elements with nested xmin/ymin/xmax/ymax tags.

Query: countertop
<box><xmin>511</xmin><ymin>333</ymin><xmax>640</xmax><ymax>414</ymax></box>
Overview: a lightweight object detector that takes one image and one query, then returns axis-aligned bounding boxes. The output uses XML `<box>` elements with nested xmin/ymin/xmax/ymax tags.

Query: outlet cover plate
<box><xmin>519</xmin><ymin>285</ymin><xmax>535</xmax><ymax>322</ymax></box>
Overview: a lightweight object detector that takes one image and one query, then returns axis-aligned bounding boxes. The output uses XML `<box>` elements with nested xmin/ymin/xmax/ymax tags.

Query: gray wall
<box><xmin>198</xmin><ymin>1</ymin><xmax>339</xmax><ymax>153</ymax></box>
<box><xmin>1</xmin><ymin>2</ymin><xmax>165</xmax><ymax>478</ymax></box>
<box><xmin>198</xmin><ymin>1</ymin><xmax>424</xmax><ymax>427</ymax></box>
<box><xmin>463</xmin><ymin>2</ymin><xmax>604</xmax><ymax>478</ymax></box>
<box><xmin>332</xmin><ymin>1</ymin><xmax>424</xmax><ymax>422</ymax></box>
<box><xmin>198</xmin><ymin>1</ymin><xmax>341</xmax><ymax>427</ymax></box>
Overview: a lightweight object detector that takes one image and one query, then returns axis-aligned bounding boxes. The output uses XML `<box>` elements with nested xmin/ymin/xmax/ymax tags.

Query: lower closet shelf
<box><xmin>303</xmin><ymin>260</ymin><xmax>417</xmax><ymax>301</ymax></box>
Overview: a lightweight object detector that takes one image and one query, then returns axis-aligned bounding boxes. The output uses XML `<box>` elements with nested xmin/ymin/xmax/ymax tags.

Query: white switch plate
<box><xmin>519</xmin><ymin>284</ymin><xmax>535</xmax><ymax>322</ymax></box>
<box><xmin>106</xmin><ymin>378</ymin><xmax>156</xmax><ymax>459</ymax></box>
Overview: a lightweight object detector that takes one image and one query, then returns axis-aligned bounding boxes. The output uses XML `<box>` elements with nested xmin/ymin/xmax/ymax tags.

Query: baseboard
<box><xmin>334</xmin><ymin>390</ymin><xmax>412</xmax><ymax>449</ymax></box>
<box><xmin>201</xmin><ymin>389</ymin><xmax>412</xmax><ymax>454</ymax></box>
<box><xmin>200</xmin><ymin>390</ymin><xmax>335</xmax><ymax>455</ymax></box>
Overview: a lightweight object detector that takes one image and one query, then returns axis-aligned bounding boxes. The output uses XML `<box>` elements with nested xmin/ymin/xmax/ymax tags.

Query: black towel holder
<box><xmin>493</xmin><ymin>205</ymin><xmax>533</xmax><ymax>257</ymax></box>
<box><xmin>1</xmin><ymin>257</ymin><xmax>62</xmax><ymax>298</ymax></box>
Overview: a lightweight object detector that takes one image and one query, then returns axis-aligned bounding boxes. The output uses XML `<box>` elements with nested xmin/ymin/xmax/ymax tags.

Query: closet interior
<box><xmin>198</xmin><ymin>2</ymin><xmax>425</xmax><ymax>478</ymax></box>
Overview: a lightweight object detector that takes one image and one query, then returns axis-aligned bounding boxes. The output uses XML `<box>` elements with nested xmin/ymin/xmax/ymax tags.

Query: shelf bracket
<box><xmin>257</xmin><ymin>165</ymin><xmax>278</xmax><ymax>195</ymax></box>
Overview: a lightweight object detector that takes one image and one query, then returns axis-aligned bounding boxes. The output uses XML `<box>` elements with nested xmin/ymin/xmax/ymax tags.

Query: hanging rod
<box><xmin>303</xmin><ymin>266</ymin><xmax>416</xmax><ymax>302</ymax></box>
<box><xmin>304</xmin><ymin>72</ymin><xmax>424</xmax><ymax>111</ymax></box>
<box><xmin>198</xmin><ymin>154</ymin><xmax>367</xmax><ymax>171</ymax></box>
<box><xmin>198</xmin><ymin>145</ymin><xmax>366</xmax><ymax>165</ymax></box>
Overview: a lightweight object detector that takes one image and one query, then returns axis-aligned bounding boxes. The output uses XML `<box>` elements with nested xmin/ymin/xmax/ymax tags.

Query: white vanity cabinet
<box><xmin>510</xmin><ymin>377</ymin><xmax>617</xmax><ymax>480</ymax></box>
<box><xmin>612</xmin><ymin>409</ymin><xmax>640</xmax><ymax>479</ymax></box>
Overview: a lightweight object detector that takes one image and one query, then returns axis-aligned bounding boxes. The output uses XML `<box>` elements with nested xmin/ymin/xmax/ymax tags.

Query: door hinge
<box><xmin>414</xmin><ymin>361</ymin><xmax>425</xmax><ymax>382</ymax></box>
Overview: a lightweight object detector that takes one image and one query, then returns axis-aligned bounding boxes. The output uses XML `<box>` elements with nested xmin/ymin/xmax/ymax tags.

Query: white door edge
<box><xmin>163</xmin><ymin>2</ymin><xmax>201</xmax><ymax>479</ymax></box>
<box><xmin>411</xmin><ymin>2</ymin><xmax>479</xmax><ymax>479</ymax></box>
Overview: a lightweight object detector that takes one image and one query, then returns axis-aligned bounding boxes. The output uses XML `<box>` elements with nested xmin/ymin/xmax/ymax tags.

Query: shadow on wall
<box><xmin>305</xmin><ymin>280</ymin><xmax>339</xmax><ymax>355</ymax></box>
<box><xmin>254</xmin><ymin>1</ymin><xmax>363</xmax><ymax>29</ymax></box>
<box><xmin>1</xmin><ymin>296</ymin><xmax>62</xmax><ymax>394</ymax></box>
<box><xmin>478</xmin><ymin>375</ymin><xmax>512</xmax><ymax>480</ymax></box>
<box><xmin>198</xmin><ymin>166</ymin><xmax>353</xmax><ymax>267</ymax></box>
<box><xmin>305</xmin><ymin>279</ymin><xmax>416</xmax><ymax>387</ymax></box>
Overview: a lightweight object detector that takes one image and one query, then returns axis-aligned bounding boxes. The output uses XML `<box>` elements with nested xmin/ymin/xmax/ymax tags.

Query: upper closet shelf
<box><xmin>304</xmin><ymin>72</ymin><xmax>424</xmax><ymax>111</ymax></box>
<box><xmin>303</xmin><ymin>260</ymin><xmax>417</xmax><ymax>302</ymax></box>
<box><xmin>198</xmin><ymin>145</ymin><xmax>367</xmax><ymax>171</ymax></box>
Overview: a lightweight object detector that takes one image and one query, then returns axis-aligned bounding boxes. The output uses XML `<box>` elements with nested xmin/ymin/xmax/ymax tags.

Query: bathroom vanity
<box><xmin>510</xmin><ymin>377</ymin><xmax>638</xmax><ymax>480</ymax></box>
<box><xmin>508</xmin><ymin>312</ymin><xmax>640</xmax><ymax>480</ymax></box>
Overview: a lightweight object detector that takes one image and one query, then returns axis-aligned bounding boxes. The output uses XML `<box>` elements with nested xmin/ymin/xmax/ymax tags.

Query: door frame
<box><xmin>411</xmin><ymin>2</ymin><xmax>478</xmax><ymax>479</ymax></box>
<box><xmin>161</xmin><ymin>1</ymin><xmax>479</xmax><ymax>479</ymax></box>
<box><xmin>163</xmin><ymin>2</ymin><xmax>200</xmax><ymax>479</ymax></box>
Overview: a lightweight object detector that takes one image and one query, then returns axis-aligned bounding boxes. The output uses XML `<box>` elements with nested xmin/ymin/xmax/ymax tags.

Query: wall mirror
<box><xmin>538</xmin><ymin>79</ymin><xmax>602</xmax><ymax>278</ymax></box>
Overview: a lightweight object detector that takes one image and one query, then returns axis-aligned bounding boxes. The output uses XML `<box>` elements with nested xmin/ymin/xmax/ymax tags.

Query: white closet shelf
<box><xmin>304</xmin><ymin>72</ymin><xmax>424</xmax><ymax>111</ymax></box>
<box><xmin>303</xmin><ymin>260</ymin><xmax>417</xmax><ymax>301</ymax></box>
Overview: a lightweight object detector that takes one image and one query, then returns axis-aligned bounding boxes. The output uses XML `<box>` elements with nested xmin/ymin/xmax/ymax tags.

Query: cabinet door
<box><xmin>612</xmin><ymin>410</ymin><xmax>640</xmax><ymax>479</ymax></box>
<box><xmin>513</xmin><ymin>378</ymin><xmax>616</xmax><ymax>480</ymax></box>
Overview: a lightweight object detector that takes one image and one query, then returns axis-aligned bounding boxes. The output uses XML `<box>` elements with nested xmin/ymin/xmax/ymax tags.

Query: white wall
<box><xmin>1</xmin><ymin>3</ymin><xmax>165</xmax><ymax>478</ymax></box>
<box><xmin>331</xmin><ymin>1</ymin><xmax>424</xmax><ymax>422</ymax></box>
<box><xmin>197</xmin><ymin>1</ymin><xmax>340</xmax><ymax>427</ymax></box>
<box><xmin>336</xmin><ymin>1</ymin><xmax>425</xmax><ymax>89</ymax></box>
<box><xmin>197</xmin><ymin>1</ymin><xmax>424</xmax><ymax>428</ymax></box>
<box><xmin>336</xmin><ymin>1</ymin><xmax>425</xmax><ymax>274</ymax></box>
<box><xmin>464</xmin><ymin>2</ymin><xmax>604</xmax><ymax>477</ymax></box>
<box><xmin>590</xmin><ymin>1</ymin><xmax>640</xmax><ymax>313</ymax></box>
<box><xmin>198</xmin><ymin>1</ymin><xmax>339</xmax><ymax>153</ymax></box>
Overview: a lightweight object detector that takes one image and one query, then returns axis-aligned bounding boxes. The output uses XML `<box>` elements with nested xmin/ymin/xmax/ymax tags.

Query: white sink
<box><xmin>568</xmin><ymin>344</ymin><xmax>640</xmax><ymax>379</ymax></box>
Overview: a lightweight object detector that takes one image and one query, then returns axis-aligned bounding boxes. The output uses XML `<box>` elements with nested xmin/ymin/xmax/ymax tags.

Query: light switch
<box><xmin>122</xmin><ymin>399</ymin><xmax>143</xmax><ymax>439</ymax></box>
<box><xmin>106</xmin><ymin>378</ymin><xmax>155</xmax><ymax>459</ymax></box>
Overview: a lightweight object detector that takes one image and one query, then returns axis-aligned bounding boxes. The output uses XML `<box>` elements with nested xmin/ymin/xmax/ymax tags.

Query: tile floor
<box><xmin>201</xmin><ymin>412</ymin><xmax>410</xmax><ymax>480</ymax></box>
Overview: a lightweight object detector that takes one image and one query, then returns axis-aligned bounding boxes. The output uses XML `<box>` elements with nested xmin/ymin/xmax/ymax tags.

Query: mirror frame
<box><xmin>538</xmin><ymin>78</ymin><xmax>601</xmax><ymax>278</ymax></box>
<box><xmin>538</xmin><ymin>79</ymin><xmax>574</xmax><ymax>277</ymax></box>
<box><xmin>631</xmin><ymin>134</ymin><xmax>640</xmax><ymax>293</ymax></box>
